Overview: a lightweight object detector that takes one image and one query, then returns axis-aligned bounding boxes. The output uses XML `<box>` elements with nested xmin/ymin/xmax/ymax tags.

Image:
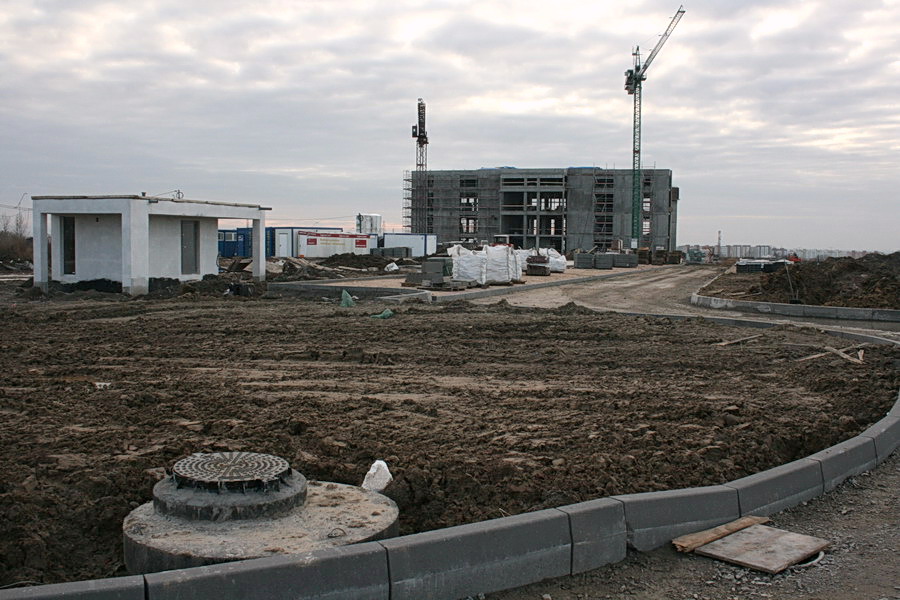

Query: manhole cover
<box><xmin>172</xmin><ymin>452</ymin><xmax>292</xmax><ymax>492</ymax></box>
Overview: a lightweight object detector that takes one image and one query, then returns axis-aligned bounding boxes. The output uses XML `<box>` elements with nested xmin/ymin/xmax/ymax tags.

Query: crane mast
<box><xmin>409</xmin><ymin>98</ymin><xmax>429</xmax><ymax>233</ymax></box>
<box><xmin>625</xmin><ymin>5</ymin><xmax>684</xmax><ymax>250</ymax></box>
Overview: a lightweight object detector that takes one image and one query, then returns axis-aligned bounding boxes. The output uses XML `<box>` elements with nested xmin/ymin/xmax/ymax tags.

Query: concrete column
<box><xmin>32</xmin><ymin>211</ymin><xmax>49</xmax><ymax>291</ymax></box>
<box><xmin>50</xmin><ymin>214</ymin><xmax>63</xmax><ymax>282</ymax></box>
<box><xmin>121</xmin><ymin>201</ymin><xmax>150</xmax><ymax>295</ymax></box>
<box><xmin>252</xmin><ymin>214</ymin><xmax>265</xmax><ymax>282</ymax></box>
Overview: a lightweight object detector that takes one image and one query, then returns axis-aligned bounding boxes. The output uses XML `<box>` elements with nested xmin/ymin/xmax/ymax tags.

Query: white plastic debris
<box><xmin>384</xmin><ymin>262</ymin><xmax>400</xmax><ymax>272</ymax></box>
<box><xmin>361</xmin><ymin>460</ymin><xmax>393</xmax><ymax>492</ymax></box>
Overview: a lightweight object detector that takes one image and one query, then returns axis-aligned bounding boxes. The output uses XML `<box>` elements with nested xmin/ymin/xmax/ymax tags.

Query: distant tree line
<box><xmin>0</xmin><ymin>211</ymin><xmax>31</xmax><ymax>261</ymax></box>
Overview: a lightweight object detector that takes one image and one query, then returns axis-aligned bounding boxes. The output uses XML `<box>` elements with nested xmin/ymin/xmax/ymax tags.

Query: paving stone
<box><xmin>0</xmin><ymin>576</ymin><xmax>144</xmax><ymax>600</ymax></box>
<box><xmin>144</xmin><ymin>543</ymin><xmax>388</xmax><ymax>600</ymax></box>
<box><xmin>858</xmin><ymin>416</ymin><xmax>900</xmax><ymax>463</ymax></box>
<box><xmin>725</xmin><ymin>458</ymin><xmax>823</xmax><ymax>516</ymax></box>
<box><xmin>379</xmin><ymin>509</ymin><xmax>570</xmax><ymax>600</ymax></box>
<box><xmin>808</xmin><ymin>436</ymin><xmax>877</xmax><ymax>491</ymax></box>
<box><xmin>612</xmin><ymin>486</ymin><xmax>739</xmax><ymax>551</ymax></box>
<box><xmin>557</xmin><ymin>498</ymin><xmax>626</xmax><ymax>573</ymax></box>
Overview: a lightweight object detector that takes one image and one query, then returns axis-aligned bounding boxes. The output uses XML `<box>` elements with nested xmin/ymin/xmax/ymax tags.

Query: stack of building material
<box><xmin>667</xmin><ymin>250</ymin><xmax>684</xmax><ymax>264</ymax></box>
<box><xmin>637</xmin><ymin>249</ymin><xmax>651</xmax><ymax>264</ymax></box>
<box><xmin>613</xmin><ymin>254</ymin><xmax>639</xmax><ymax>268</ymax></box>
<box><xmin>593</xmin><ymin>254</ymin><xmax>615</xmax><ymax>270</ymax></box>
<box><xmin>485</xmin><ymin>245</ymin><xmax>516</xmax><ymax>284</ymax></box>
<box><xmin>574</xmin><ymin>253</ymin><xmax>594</xmax><ymax>269</ymax></box>
<box><xmin>538</xmin><ymin>248</ymin><xmax>567</xmax><ymax>273</ymax></box>
<box><xmin>526</xmin><ymin>255</ymin><xmax>551</xmax><ymax>276</ymax></box>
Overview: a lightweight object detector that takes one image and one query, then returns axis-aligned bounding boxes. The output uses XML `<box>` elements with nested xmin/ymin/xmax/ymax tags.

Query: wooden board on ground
<box><xmin>694</xmin><ymin>524</ymin><xmax>830</xmax><ymax>574</ymax></box>
<box><xmin>672</xmin><ymin>516</ymin><xmax>770</xmax><ymax>552</ymax></box>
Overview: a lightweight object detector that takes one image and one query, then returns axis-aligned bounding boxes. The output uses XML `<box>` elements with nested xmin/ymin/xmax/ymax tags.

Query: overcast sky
<box><xmin>2</xmin><ymin>0</ymin><xmax>898</xmax><ymax>251</ymax></box>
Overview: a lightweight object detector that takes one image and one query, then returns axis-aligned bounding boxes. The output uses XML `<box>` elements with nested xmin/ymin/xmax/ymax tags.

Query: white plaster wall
<box><xmin>55</xmin><ymin>214</ymin><xmax>122</xmax><ymax>283</ymax></box>
<box><xmin>148</xmin><ymin>216</ymin><xmax>219</xmax><ymax>280</ymax></box>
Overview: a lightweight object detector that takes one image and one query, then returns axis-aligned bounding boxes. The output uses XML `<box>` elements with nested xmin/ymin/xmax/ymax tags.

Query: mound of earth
<box><xmin>0</xmin><ymin>295</ymin><xmax>897</xmax><ymax>586</ymax></box>
<box><xmin>703</xmin><ymin>252</ymin><xmax>900</xmax><ymax>309</ymax></box>
<box><xmin>320</xmin><ymin>253</ymin><xmax>394</xmax><ymax>269</ymax></box>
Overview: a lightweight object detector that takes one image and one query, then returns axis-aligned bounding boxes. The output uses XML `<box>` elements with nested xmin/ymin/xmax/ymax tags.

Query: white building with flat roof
<box><xmin>32</xmin><ymin>195</ymin><xmax>269</xmax><ymax>295</ymax></box>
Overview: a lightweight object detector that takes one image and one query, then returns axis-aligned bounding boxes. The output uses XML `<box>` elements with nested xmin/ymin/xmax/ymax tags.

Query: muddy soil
<box><xmin>320</xmin><ymin>252</ymin><xmax>396</xmax><ymax>269</ymax></box>
<box><xmin>701</xmin><ymin>253</ymin><xmax>900</xmax><ymax>309</ymax></box>
<box><xmin>0</xmin><ymin>291</ymin><xmax>897</xmax><ymax>587</ymax></box>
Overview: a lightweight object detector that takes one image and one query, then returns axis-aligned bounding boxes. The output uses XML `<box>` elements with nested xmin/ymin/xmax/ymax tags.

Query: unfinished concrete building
<box><xmin>404</xmin><ymin>167</ymin><xmax>678</xmax><ymax>252</ymax></box>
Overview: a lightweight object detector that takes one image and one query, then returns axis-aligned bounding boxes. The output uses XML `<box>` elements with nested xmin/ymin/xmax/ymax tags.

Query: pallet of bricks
<box><xmin>526</xmin><ymin>255</ymin><xmax>551</xmax><ymax>276</ymax></box>
<box><xmin>405</xmin><ymin>258</ymin><xmax>470</xmax><ymax>290</ymax></box>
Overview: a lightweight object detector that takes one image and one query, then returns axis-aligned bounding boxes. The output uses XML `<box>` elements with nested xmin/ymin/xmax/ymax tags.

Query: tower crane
<box><xmin>409</xmin><ymin>98</ymin><xmax>429</xmax><ymax>233</ymax></box>
<box><xmin>625</xmin><ymin>5</ymin><xmax>684</xmax><ymax>250</ymax></box>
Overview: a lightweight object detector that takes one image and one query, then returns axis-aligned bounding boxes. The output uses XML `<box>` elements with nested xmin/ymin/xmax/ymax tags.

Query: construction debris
<box><xmin>693</xmin><ymin>524</ymin><xmax>830</xmax><ymax>574</ymax></box>
<box><xmin>713</xmin><ymin>334</ymin><xmax>764</xmax><ymax>347</ymax></box>
<box><xmin>673</xmin><ymin>516</ymin><xmax>770</xmax><ymax>552</ymax></box>
<box><xmin>796</xmin><ymin>343</ymin><xmax>869</xmax><ymax>363</ymax></box>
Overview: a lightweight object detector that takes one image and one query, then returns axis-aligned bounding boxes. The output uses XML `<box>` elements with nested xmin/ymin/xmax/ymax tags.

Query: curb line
<box><xmin>691</xmin><ymin>293</ymin><xmax>900</xmax><ymax>322</ymax></box>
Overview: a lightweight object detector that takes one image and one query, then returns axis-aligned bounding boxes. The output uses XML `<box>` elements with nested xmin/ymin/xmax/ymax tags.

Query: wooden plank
<box><xmin>713</xmin><ymin>334</ymin><xmax>763</xmax><ymax>347</ymax></box>
<box><xmin>795</xmin><ymin>343</ymin><xmax>868</xmax><ymax>362</ymax></box>
<box><xmin>672</xmin><ymin>516</ymin><xmax>770</xmax><ymax>552</ymax></box>
<box><xmin>823</xmin><ymin>346</ymin><xmax>864</xmax><ymax>364</ymax></box>
<box><xmin>694</xmin><ymin>524</ymin><xmax>830</xmax><ymax>574</ymax></box>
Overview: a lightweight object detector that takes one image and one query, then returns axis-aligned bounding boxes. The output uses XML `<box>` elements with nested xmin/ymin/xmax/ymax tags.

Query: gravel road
<box><xmin>474</xmin><ymin>264</ymin><xmax>900</xmax><ymax>342</ymax></box>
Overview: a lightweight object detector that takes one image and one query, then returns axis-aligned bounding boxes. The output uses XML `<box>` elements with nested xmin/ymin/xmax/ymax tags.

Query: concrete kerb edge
<box><xmin>3</xmin><ymin>328</ymin><xmax>898</xmax><ymax>599</ymax></box>
<box><xmin>691</xmin><ymin>293</ymin><xmax>900</xmax><ymax>322</ymax></box>
<box><xmin>889</xmin><ymin>389</ymin><xmax>900</xmax><ymax>418</ymax></box>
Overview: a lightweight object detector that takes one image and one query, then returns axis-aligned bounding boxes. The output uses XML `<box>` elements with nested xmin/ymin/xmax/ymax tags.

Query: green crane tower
<box><xmin>624</xmin><ymin>5</ymin><xmax>685</xmax><ymax>250</ymax></box>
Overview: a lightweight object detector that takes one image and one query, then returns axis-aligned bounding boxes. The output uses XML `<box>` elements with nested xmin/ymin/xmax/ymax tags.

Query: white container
<box><xmin>296</xmin><ymin>231</ymin><xmax>377</xmax><ymax>258</ymax></box>
<box><xmin>382</xmin><ymin>233</ymin><xmax>437</xmax><ymax>258</ymax></box>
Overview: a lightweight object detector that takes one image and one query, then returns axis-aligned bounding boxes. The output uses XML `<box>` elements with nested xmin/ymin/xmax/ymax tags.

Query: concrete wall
<box><xmin>148</xmin><ymin>216</ymin><xmax>219</xmax><ymax>280</ymax></box>
<box><xmin>51</xmin><ymin>214</ymin><xmax>122</xmax><ymax>283</ymax></box>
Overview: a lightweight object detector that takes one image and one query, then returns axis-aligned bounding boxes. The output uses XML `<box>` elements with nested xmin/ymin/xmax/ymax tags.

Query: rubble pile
<box><xmin>757</xmin><ymin>253</ymin><xmax>900</xmax><ymax>309</ymax></box>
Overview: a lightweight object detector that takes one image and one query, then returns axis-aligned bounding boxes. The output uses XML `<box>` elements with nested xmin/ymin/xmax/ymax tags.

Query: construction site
<box><xmin>1</xmin><ymin>253</ymin><xmax>899</xmax><ymax>598</ymax></box>
<box><xmin>2</xmin><ymin>5</ymin><xmax>899</xmax><ymax>600</ymax></box>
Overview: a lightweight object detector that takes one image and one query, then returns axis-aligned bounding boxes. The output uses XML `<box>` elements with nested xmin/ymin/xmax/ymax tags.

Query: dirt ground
<box><xmin>0</xmin><ymin>281</ymin><xmax>898</xmax><ymax>590</ymax></box>
<box><xmin>699</xmin><ymin>253</ymin><xmax>900</xmax><ymax>309</ymax></box>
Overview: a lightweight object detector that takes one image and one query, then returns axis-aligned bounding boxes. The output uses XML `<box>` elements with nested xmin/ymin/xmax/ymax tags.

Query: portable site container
<box><xmin>296</xmin><ymin>231</ymin><xmax>378</xmax><ymax>258</ymax></box>
<box><xmin>382</xmin><ymin>233</ymin><xmax>438</xmax><ymax>258</ymax></box>
<box><xmin>266</xmin><ymin>227</ymin><xmax>342</xmax><ymax>257</ymax></box>
<box><xmin>218</xmin><ymin>226</ymin><xmax>344</xmax><ymax>257</ymax></box>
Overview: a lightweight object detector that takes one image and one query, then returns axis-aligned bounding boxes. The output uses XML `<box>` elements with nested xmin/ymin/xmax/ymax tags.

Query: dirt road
<box><xmin>475</xmin><ymin>265</ymin><xmax>900</xmax><ymax>341</ymax></box>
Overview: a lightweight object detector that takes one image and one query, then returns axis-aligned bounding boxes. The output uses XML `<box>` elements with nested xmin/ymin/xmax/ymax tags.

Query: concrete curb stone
<box><xmin>611</xmin><ymin>486</ymin><xmax>739</xmax><ymax>551</ymax></box>
<box><xmin>888</xmin><ymin>390</ymin><xmax>900</xmax><ymax>418</ymax></box>
<box><xmin>858</xmin><ymin>416</ymin><xmax>900</xmax><ymax>463</ymax></box>
<box><xmin>724</xmin><ymin>458</ymin><xmax>823</xmax><ymax>516</ymax></box>
<box><xmin>690</xmin><ymin>293</ymin><xmax>900</xmax><ymax>322</ymax></box>
<box><xmin>0</xmin><ymin>576</ymin><xmax>145</xmax><ymax>600</ymax></box>
<box><xmin>556</xmin><ymin>498</ymin><xmax>627</xmax><ymax>573</ymax></box>
<box><xmin>377</xmin><ymin>509</ymin><xmax>571</xmax><ymax>600</ymax></box>
<box><xmin>143</xmin><ymin>542</ymin><xmax>388</xmax><ymax>600</ymax></box>
<box><xmin>807</xmin><ymin>436</ymin><xmax>878</xmax><ymax>492</ymax></box>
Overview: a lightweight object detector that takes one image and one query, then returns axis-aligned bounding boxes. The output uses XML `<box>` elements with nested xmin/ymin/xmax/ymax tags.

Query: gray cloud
<box><xmin>1</xmin><ymin>0</ymin><xmax>897</xmax><ymax>249</ymax></box>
